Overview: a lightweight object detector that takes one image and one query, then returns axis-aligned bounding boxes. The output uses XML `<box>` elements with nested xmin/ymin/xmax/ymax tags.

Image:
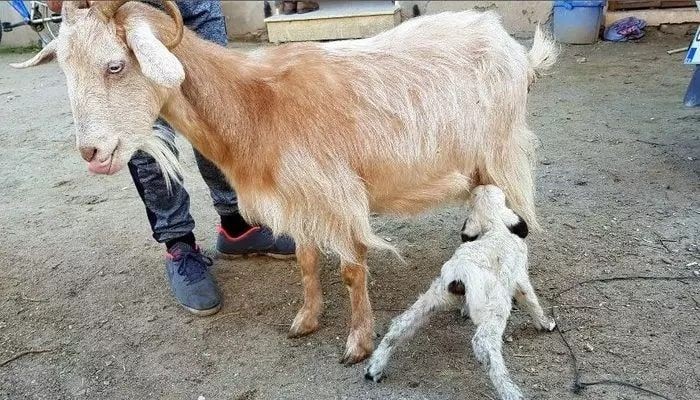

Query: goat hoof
<box><xmin>288</xmin><ymin>324</ymin><xmax>318</xmax><ymax>338</ymax></box>
<box><xmin>340</xmin><ymin>352</ymin><xmax>368</xmax><ymax>365</ymax></box>
<box><xmin>340</xmin><ymin>347</ymin><xmax>372</xmax><ymax>365</ymax></box>
<box><xmin>545</xmin><ymin>319</ymin><xmax>557</xmax><ymax>332</ymax></box>
<box><xmin>534</xmin><ymin>317</ymin><xmax>556</xmax><ymax>332</ymax></box>
<box><xmin>341</xmin><ymin>330</ymin><xmax>374</xmax><ymax>365</ymax></box>
<box><xmin>288</xmin><ymin>314</ymin><xmax>320</xmax><ymax>338</ymax></box>
<box><xmin>364</xmin><ymin>360</ymin><xmax>386</xmax><ymax>382</ymax></box>
<box><xmin>364</xmin><ymin>370</ymin><xmax>384</xmax><ymax>382</ymax></box>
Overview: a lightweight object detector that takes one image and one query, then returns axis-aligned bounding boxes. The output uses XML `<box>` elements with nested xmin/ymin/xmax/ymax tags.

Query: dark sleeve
<box><xmin>141</xmin><ymin>0</ymin><xmax>228</xmax><ymax>46</ymax></box>
<box><xmin>175</xmin><ymin>0</ymin><xmax>228</xmax><ymax>47</ymax></box>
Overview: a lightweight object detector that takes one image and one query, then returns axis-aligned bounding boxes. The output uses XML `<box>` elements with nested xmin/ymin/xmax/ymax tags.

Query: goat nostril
<box><xmin>79</xmin><ymin>146</ymin><xmax>97</xmax><ymax>162</ymax></box>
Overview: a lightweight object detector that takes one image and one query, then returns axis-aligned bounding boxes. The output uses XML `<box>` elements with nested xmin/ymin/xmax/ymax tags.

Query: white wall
<box><xmin>0</xmin><ymin>1</ymin><xmax>552</xmax><ymax>48</ymax></box>
<box><xmin>226</xmin><ymin>1</ymin><xmax>554</xmax><ymax>39</ymax></box>
<box><xmin>221</xmin><ymin>1</ymin><xmax>266</xmax><ymax>40</ymax></box>
<box><xmin>400</xmin><ymin>1</ymin><xmax>553</xmax><ymax>36</ymax></box>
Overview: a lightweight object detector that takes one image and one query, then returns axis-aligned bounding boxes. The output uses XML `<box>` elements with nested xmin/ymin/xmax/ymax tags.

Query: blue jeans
<box><xmin>128</xmin><ymin>0</ymin><xmax>236</xmax><ymax>243</ymax></box>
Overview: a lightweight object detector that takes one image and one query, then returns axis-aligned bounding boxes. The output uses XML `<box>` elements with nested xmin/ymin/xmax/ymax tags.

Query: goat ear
<box><xmin>498</xmin><ymin>206</ymin><xmax>528</xmax><ymax>238</ymax></box>
<box><xmin>125</xmin><ymin>22</ymin><xmax>185</xmax><ymax>88</ymax></box>
<box><xmin>460</xmin><ymin>218</ymin><xmax>480</xmax><ymax>242</ymax></box>
<box><xmin>10</xmin><ymin>40</ymin><xmax>57</xmax><ymax>69</ymax></box>
<box><xmin>507</xmin><ymin>214</ymin><xmax>529</xmax><ymax>239</ymax></box>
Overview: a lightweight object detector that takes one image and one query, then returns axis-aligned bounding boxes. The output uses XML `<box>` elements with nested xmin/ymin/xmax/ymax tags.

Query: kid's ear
<box><xmin>461</xmin><ymin>218</ymin><xmax>480</xmax><ymax>242</ymax></box>
<box><xmin>507</xmin><ymin>214</ymin><xmax>528</xmax><ymax>239</ymax></box>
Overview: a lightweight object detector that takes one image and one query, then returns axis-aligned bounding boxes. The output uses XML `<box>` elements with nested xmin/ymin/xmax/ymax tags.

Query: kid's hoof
<box><xmin>364</xmin><ymin>370</ymin><xmax>384</xmax><ymax>382</ymax></box>
<box><xmin>364</xmin><ymin>363</ymin><xmax>385</xmax><ymax>382</ymax></box>
<box><xmin>545</xmin><ymin>319</ymin><xmax>557</xmax><ymax>332</ymax></box>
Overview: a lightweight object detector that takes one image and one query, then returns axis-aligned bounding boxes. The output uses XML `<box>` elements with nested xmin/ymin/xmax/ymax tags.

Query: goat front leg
<box><xmin>339</xmin><ymin>242</ymin><xmax>374</xmax><ymax>365</ymax></box>
<box><xmin>289</xmin><ymin>244</ymin><xmax>323</xmax><ymax>338</ymax></box>
<box><xmin>364</xmin><ymin>278</ymin><xmax>455</xmax><ymax>382</ymax></box>
<box><xmin>514</xmin><ymin>279</ymin><xmax>555</xmax><ymax>332</ymax></box>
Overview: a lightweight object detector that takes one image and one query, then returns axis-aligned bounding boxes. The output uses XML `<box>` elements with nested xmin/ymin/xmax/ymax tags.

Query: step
<box><xmin>265</xmin><ymin>1</ymin><xmax>401</xmax><ymax>43</ymax></box>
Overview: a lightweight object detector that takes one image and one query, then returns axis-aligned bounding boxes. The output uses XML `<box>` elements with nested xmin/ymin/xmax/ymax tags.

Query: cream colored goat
<box><xmin>12</xmin><ymin>1</ymin><xmax>557</xmax><ymax>363</ymax></box>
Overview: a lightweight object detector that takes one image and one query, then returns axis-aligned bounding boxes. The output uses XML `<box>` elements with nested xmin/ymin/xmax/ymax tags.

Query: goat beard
<box><xmin>138</xmin><ymin>134</ymin><xmax>183</xmax><ymax>192</ymax></box>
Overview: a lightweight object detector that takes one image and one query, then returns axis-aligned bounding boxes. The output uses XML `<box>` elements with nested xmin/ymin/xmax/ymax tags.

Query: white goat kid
<box><xmin>364</xmin><ymin>185</ymin><xmax>555</xmax><ymax>400</ymax></box>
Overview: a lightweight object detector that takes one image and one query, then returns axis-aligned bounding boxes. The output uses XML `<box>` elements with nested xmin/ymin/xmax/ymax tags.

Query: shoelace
<box><xmin>173</xmin><ymin>251</ymin><xmax>213</xmax><ymax>285</ymax></box>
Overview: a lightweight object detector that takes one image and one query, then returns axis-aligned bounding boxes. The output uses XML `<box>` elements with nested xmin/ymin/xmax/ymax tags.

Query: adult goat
<box><xmin>12</xmin><ymin>0</ymin><xmax>557</xmax><ymax>364</ymax></box>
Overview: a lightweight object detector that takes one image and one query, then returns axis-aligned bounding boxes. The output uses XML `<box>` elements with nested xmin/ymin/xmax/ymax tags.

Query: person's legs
<box><xmin>193</xmin><ymin>149</ymin><xmax>295</xmax><ymax>259</ymax></box>
<box><xmin>128</xmin><ymin>120</ymin><xmax>221</xmax><ymax>315</ymax></box>
<box><xmin>192</xmin><ymin>149</ymin><xmax>247</xmax><ymax>235</ymax></box>
<box><xmin>129</xmin><ymin>121</ymin><xmax>195</xmax><ymax>247</ymax></box>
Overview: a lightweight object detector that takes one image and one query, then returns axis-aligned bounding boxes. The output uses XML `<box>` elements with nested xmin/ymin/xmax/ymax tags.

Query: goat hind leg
<box><xmin>365</xmin><ymin>278</ymin><xmax>454</xmax><ymax>382</ymax></box>
<box><xmin>339</xmin><ymin>242</ymin><xmax>375</xmax><ymax>365</ymax></box>
<box><xmin>472</xmin><ymin>312</ymin><xmax>523</xmax><ymax>400</ymax></box>
<box><xmin>514</xmin><ymin>280</ymin><xmax>555</xmax><ymax>332</ymax></box>
<box><xmin>289</xmin><ymin>244</ymin><xmax>323</xmax><ymax>338</ymax></box>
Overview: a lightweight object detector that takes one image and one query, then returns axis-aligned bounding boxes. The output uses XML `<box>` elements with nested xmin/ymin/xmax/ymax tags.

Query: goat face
<box><xmin>460</xmin><ymin>185</ymin><xmax>529</xmax><ymax>240</ymax></box>
<box><xmin>11</xmin><ymin>2</ymin><xmax>184</xmax><ymax>176</ymax></box>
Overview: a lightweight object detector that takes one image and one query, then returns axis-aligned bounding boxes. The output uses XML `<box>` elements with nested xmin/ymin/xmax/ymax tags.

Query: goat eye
<box><xmin>107</xmin><ymin>61</ymin><xmax>124</xmax><ymax>74</ymax></box>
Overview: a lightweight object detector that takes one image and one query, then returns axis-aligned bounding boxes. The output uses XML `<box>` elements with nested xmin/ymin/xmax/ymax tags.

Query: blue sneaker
<box><xmin>165</xmin><ymin>243</ymin><xmax>221</xmax><ymax>316</ymax></box>
<box><xmin>216</xmin><ymin>225</ymin><xmax>296</xmax><ymax>259</ymax></box>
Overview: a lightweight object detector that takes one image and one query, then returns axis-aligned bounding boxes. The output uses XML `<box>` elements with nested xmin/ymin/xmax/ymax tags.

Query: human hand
<box><xmin>47</xmin><ymin>0</ymin><xmax>63</xmax><ymax>13</ymax></box>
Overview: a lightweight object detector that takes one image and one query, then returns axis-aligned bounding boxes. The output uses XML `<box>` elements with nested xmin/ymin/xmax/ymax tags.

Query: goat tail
<box><xmin>527</xmin><ymin>26</ymin><xmax>558</xmax><ymax>86</ymax></box>
<box><xmin>481</xmin><ymin>126</ymin><xmax>540</xmax><ymax>230</ymax></box>
<box><xmin>353</xmin><ymin>226</ymin><xmax>404</xmax><ymax>265</ymax></box>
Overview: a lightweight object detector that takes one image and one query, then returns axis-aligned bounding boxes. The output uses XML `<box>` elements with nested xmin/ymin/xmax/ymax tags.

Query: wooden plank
<box><xmin>608</xmin><ymin>0</ymin><xmax>661</xmax><ymax>11</ymax></box>
<box><xmin>608</xmin><ymin>0</ymin><xmax>694</xmax><ymax>9</ymax></box>
<box><xmin>659</xmin><ymin>0</ymin><xmax>695</xmax><ymax>8</ymax></box>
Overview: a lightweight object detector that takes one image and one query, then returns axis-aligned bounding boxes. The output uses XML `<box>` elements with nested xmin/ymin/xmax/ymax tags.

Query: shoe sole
<box><xmin>216</xmin><ymin>251</ymin><xmax>297</xmax><ymax>261</ymax></box>
<box><xmin>182</xmin><ymin>302</ymin><xmax>222</xmax><ymax>317</ymax></box>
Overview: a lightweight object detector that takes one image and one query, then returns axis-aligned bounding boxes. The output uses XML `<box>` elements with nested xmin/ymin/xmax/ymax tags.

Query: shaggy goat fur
<box><xmin>364</xmin><ymin>186</ymin><xmax>556</xmax><ymax>400</ymax></box>
<box><xmin>12</xmin><ymin>2</ymin><xmax>557</xmax><ymax>363</ymax></box>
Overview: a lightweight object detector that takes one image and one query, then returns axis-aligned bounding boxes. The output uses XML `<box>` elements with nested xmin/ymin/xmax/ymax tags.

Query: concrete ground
<box><xmin>0</xmin><ymin>30</ymin><xmax>698</xmax><ymax>400</ymax></box>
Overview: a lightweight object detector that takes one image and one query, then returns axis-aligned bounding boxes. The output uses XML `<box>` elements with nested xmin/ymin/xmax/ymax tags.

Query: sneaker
<box><xmin>216</xmin><ymin>225</ymin><xmax>296</xmax><ymax>260</ymax></box>
<box><xmin>165</xmin><ymin>242</ymin><xmax>221</xmax><ymax>316</ymax></box>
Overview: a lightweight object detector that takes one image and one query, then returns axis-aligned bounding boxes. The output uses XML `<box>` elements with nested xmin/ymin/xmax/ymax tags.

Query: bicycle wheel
<box><xmin>31</xmin><ymin>1</ymin><xmax>60</xmax><ymax>46</ymax></box>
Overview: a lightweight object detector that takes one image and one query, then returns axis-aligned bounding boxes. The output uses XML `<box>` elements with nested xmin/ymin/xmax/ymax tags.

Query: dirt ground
<box><xmin>1</xmin><ymin>30</ymin><xmax>699</xmax><ymax>400</ymax></box>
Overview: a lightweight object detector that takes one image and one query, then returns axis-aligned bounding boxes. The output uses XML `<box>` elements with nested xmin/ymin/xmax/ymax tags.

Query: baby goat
<box><xmin>364</xmin><ymin>185</ymin><xmax>555</xmax><ymax>400</ymax></box>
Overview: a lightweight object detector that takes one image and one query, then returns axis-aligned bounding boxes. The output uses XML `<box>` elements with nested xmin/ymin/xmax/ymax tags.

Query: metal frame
<box><xmin>2</xmin><ymin>1</ymin><xmax>62</xmax><ymax>42</ymax></box>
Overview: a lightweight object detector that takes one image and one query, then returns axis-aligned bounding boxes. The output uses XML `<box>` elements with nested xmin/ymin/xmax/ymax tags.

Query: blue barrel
<box><xmin>553</xmin><ymin>1</ymin><xmax>605</xmax><ymax>44</ymax></box>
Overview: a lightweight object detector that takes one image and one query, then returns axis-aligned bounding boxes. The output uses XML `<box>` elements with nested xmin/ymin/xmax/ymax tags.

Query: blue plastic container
<box><xmin>553</xmin><ymin>1</ymin><xmax>605</xmax><ymax>44</ymax></box>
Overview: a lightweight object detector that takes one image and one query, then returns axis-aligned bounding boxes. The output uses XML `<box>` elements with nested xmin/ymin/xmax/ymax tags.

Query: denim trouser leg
<box><xmin>128</xmin><ymin>121</ymin><xmax>194</xmax><ymax>243</ymax></box>
<box><xmin>193</xmin><ymin>150</ymin><xmax>239</xmax><ymax>216</ymax></box>
<box><xmin>128</xmin><ymin>120</ymin><xmax>238</xmax><ymax>243</ymax></box>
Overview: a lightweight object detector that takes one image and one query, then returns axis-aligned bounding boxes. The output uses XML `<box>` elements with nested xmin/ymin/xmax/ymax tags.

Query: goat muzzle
<box><xmin>92</xmin><ymin>0</ymin><xmax>183</xmax><ymax>49</ymax></box>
